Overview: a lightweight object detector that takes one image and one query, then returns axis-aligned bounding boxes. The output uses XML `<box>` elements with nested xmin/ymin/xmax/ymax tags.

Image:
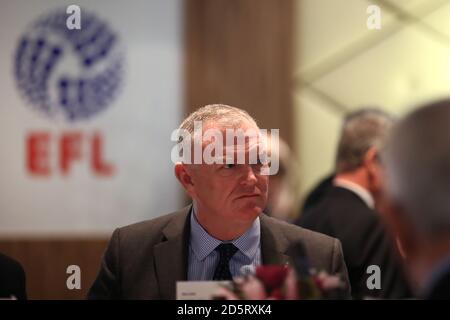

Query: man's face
<box><xmin>187</xmin><ymin>122</ymin><xmax>269</xmax><ymax>223</ymax></box>
<box><xmin>371</xmin><ymin>161</ymin><xmax>384</xmax><ymax>193</ymax></box>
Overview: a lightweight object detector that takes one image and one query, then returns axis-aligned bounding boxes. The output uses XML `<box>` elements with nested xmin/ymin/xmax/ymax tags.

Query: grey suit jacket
<box><xmin>88</xmin><ymin>205</ymin><xmax>350</xmax><ymax>299</ymax></box>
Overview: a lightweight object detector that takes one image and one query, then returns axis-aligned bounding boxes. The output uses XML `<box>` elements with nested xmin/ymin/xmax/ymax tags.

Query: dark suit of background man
<box><xmin>297</xmin><ymin>108</ymin><xmax>411</xmax><ymax>299</ymax></box>
<box><xmin>0</xmin><ymin>252</ymin><xmax>27</xmax><ymax>300</ymax></box>
<box><xmin>88</xmin><ymin>104</ymin><xmax>350</xmax><ymax>299</ymax></box>
<box><xmin>381</xmin><ymin>100</ymin><xmax>450</xmax><ymax>299</ymax></box>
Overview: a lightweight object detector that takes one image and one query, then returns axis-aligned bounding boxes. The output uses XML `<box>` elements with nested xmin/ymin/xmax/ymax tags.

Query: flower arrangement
<box><xmin>214</xmin><ymin>265</ymin><xmax>348</xmax><ymax>300</ymax></box>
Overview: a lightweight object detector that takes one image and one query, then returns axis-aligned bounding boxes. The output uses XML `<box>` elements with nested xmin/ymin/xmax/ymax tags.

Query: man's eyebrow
<box><xmin>222</xmin><ymin>142</ymin><xmax>262</xmax><ymax>149</ymax></box>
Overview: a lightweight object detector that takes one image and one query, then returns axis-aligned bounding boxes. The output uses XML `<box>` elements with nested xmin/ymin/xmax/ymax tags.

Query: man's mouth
<box><xmin>237</xmin><ymin>194</ymin><xmax>260</xmax><ymax>199</ymax></box>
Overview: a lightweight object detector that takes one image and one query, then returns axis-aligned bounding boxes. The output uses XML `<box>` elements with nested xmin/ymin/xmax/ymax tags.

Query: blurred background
<box><xmin>1</xmin><ymin>0</ymin><xmax>450</xmax><ymax>299</ymax></box>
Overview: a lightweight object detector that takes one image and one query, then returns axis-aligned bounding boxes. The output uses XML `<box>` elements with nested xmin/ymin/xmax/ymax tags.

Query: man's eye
<box><xmin>255</xmin><ymin>159</ymin><xmax>269</xmax><ymax>167</ymax></box>
<box><xmin>224</xmin><ymin>164</ymin><xmax>235</xmax><ymax>169</ymax></box>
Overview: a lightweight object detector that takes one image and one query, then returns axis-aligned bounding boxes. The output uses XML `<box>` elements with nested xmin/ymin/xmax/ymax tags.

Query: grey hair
<box><xmin>335</xmin><ymin>108</ymin><xmax>394</xmax><ymax>173</ymax></box>
<box><xmin>383</xmin><ymin>99</ymin><xmax>450</xmax><ymax>238</ymax></box>
<box><xmin>179</xmin><ymin>104</ymin><xmax>258</xmax><ymax>133</ymax></box>
<box><xmin>176</xmin><ymin>104</ymin><xmax>259</xmax><ymax>159</ymax></box>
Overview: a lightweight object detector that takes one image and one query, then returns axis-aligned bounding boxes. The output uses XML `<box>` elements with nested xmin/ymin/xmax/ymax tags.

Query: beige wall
<box><xmin>294</xmin><ymin>0</ymin><xmax>450</xmax><ymax>196</ymax></box>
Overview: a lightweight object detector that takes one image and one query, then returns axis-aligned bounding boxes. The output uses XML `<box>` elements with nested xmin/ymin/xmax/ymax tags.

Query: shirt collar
<box><xmin>334</xmin><ymin>179</ymin><xmax>375</xmax><ymax>209</ymax></box>
<box><xmin>189</xmin><ymin>206</ymin><xmax>260</xmax><ymax>261</ymax></box>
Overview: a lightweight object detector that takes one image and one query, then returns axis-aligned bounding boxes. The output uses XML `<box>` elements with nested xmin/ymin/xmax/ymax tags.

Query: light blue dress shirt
<box><xmin>187</xmin><ymin>208</ymin><xmax>262</xmax><ymax>280</ymax></box>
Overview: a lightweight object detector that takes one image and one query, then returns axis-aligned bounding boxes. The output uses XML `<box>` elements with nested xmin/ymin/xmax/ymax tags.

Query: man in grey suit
<box><xmin>88</xmin><ymin>104</ymin><xmax>350</xmax><ymax>299</ymax></box>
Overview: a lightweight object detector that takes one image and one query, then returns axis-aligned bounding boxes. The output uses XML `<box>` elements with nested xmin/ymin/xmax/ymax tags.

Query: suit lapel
<box><xmin>154</xmin><ymin>206</ymin><xmax>191</xmax><ymax>299</ymax></box>
<box><xmin>259</xmin><ymin>214</ymin><xmax>292</xmax><ymax>266</ymax></box>
<box><xmin>153</xmin><ymin>210</ymin><xmax>291</xmax><ymax>299</ymax></box>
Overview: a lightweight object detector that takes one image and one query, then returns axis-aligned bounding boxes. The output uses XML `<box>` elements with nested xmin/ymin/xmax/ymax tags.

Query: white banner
<box><xmin>0</xmin><ymin>0</ymin><xmax>183</xmax><ymax>235</ymax></box>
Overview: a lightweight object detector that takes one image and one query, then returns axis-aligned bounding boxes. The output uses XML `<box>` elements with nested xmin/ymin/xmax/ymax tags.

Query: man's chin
<box><xmin>236</xmin><ymin>204</ymin><xmax>264</xmax><ymax>219</ymax></box>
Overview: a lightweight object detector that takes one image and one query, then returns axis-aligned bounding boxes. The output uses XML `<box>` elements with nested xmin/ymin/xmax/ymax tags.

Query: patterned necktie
<box><xmin>212</xmin><ymin>243</ymin><xmax>238</xmax><ymax>281</ymax></box>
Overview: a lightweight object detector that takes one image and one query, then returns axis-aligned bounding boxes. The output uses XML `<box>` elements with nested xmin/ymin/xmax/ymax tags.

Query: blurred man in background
<box><xmin>297</xmin><ymin>109</ymin><xmax>411</xmax><ymax>299</ymax></box>
<box><xmin>300</xmin><ymin>174</ymin><xmax>335</xmax><ymax>215</ymax></box>
<box><xmin>381</xmin><ymin>100</ymin><xmax>450</xmax><ymax>299</ymax></box>
<box><xmin>265</xmin><ymin>137</ymin><xmax>302</xmax><ymax>223</ymax></box>
<box><xmin>0</xmin><ymin>252</ymin><xmax>27</xmax><ymax>300</ymax></box>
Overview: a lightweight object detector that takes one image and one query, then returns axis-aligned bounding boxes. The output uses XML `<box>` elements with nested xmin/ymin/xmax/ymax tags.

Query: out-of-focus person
<box><xmin>300</xmin><ymin>174</ymin><xmax>334</xmax><ymax>214</ymax></box>
<box><xmin>265</xmin><ymin>138</ymin><xmax>301</xmax><ymax>223</ymax></box>
<box><xmin>297</xmin><ymin>108</ymin><xmax>411</xmax><ymax>299</ymax></box>
<box><xmin>381</xmin><ymin>99</ymin><xmax>450</xmax><ymax>299</ymax></box>
<box><xmin>0</xmin><ymin>252</ymin><xmax>27</xmax><ymax>300</ymax></box>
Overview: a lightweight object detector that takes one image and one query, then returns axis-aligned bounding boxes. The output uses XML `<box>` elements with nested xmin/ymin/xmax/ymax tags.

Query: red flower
<box><xmin>255</xmin><ymin>265</ymin><xmax>288</xmax><ymax>292</ymax></box>
<box><xmin>269</xmin><ymin>288</ymin><xmax>284</xmax><ymax>300</ymax></box>
<box><xmin>313</xmin><ymin>276</ymin><xmax>324</xmax><ymax>291</ymax></box>
<box><xmin>214</xmin><ymin>265</ymin><xmax>347</xmax><ymax>300</ymax></box>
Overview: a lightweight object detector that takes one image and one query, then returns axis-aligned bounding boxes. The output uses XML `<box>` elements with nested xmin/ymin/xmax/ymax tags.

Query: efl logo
<box><xmin>26</xmin><ymin>131</ymin><xmax>114</xmax><ymax>177</ymax></box>
<box><xmin>14</xmin><ymin>7</ymin><xmax>123</xmax><ymax>176</ymax></box>
<box><xmin>15</xmin><ymin>7</ymin><xmax>123</xmax><ymax>121</ymax></box>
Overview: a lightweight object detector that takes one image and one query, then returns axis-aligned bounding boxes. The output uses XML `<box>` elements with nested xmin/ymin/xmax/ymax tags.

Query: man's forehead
<box><xmin>202</xmin><ymin>119</ymin><xmax>259</xmax><ymax>132</ymax></box>
<box><xmin>205</xmin><ymin>131</ymin><xmax>266</xmax><ymax>149</ymax></box>
<box><xmin>199</xmin><ymin>122</ymin><xmax>263</xmax><ymax>142</ymax></box>
<box><xmin>222</xmin><ymin>137</ymin><xmax>267</xmax><ymax>152</ymax></box>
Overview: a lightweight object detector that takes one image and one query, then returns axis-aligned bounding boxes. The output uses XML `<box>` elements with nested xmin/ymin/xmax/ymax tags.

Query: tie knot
<box><xmin>215</xmin><ymin>243</ymin><xmax>238</xmax><ymax>261</ymax></box>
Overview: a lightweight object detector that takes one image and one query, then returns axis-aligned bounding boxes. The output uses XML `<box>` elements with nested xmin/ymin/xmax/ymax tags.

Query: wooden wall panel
<box><xmin>185</xmin><ymin>0</ymin><xmax>294</xmax><ymax>146</ymax></box>
<box><xmin>0</xmin><ymin>239</ymin><xmax>108</xmax><ymax>299</ymax></box>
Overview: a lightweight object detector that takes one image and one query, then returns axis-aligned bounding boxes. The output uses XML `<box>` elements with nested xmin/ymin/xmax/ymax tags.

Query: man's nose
<box><xmin>241</xmin><ymin>165</ymin><xmax>258</xmax><ymax>185</ymax></box>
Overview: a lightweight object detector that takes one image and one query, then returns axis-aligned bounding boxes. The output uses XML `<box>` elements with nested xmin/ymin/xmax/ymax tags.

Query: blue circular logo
<box><xmin>14</xmin><ymin>8</ymin><xmax>124</xmax><ymax>122</ymax></box>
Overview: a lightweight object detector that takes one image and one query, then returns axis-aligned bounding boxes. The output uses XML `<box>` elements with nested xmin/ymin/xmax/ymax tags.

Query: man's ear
<box><xmin>174</xmin><ymin>163</ymin><xmax>196</xmax><ymax>198</ymax></box>
<box><xmin>378</xmin><ymin>193</ymin><xmax>416</xmax><ymax>260</ymax></box>
<box><xmin>364</xmin><ymin>147</ymin><xmax>383</xmax><ymax>194</ymax></box>
<box><xmin>363</xmin><ymin>147</ymin><xmax>379</xmax><ymax>170</ymax></box>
